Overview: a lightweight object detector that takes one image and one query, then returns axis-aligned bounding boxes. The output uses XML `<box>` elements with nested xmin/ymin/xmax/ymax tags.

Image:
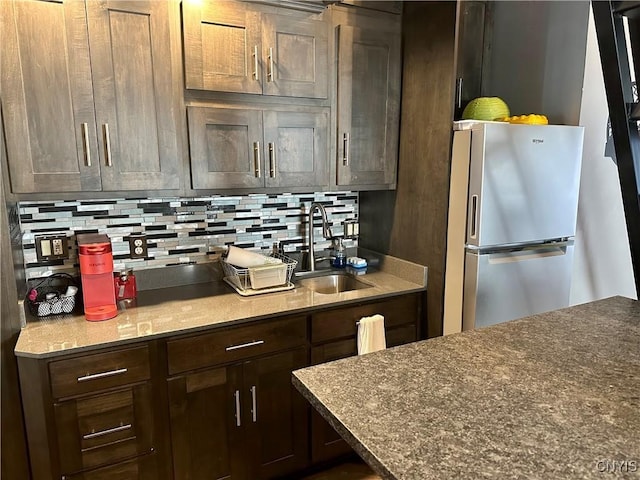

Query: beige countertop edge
<box><xmin>15</xmin><ymin>268</ymin><xmax>426</xmax><ymax>359</ymax></box>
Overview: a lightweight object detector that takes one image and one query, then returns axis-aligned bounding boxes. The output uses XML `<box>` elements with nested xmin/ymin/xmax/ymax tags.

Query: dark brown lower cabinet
<box><xmin>308</xmin><ymin>293</ymin><xmax>422</xmax><ymax>464</ymax></box>
<box><xmin>168</xmin><ymin>347</ymin><xmax>309</xmax><ymax>480</ymax></box>
<box><xmin>17</xmin><ymin>343</ymin><xmax>164</xmax><ymax>480</ymax></box>
<box><xmin>62</xmin><ymin>454</ymin><xmax>158</xmax><ymax>480</ymax></box>
<box><xmin>55</xmin><ymin>383</ymin><xmax>155</xmax><ymax>474</ymax></box>
<box><xmin>18</xmin><ymin>293</ymin><xmax>424</xmax><ymax>480</ymax></box>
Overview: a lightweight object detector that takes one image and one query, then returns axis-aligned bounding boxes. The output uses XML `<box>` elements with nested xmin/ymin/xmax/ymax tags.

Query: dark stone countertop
<box><xmin>292</xmin><ymin>296</ymin><xmax>640</xmax><ymax>480</ymax></box>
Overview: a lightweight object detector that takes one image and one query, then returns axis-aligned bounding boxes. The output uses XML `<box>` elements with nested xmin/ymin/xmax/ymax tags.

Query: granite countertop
<box><xmin>15</xmin><ymin>252</ymin><xmax>427</xmax><ymax>358</ymax></box>
<box><xmin>292</xmin><ymin>296</ymin><xmax>640</xmax><ymax>480</ymax></box>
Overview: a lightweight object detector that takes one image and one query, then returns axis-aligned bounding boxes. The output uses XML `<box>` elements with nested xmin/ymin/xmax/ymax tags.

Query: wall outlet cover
<box><xmin>128</xmin><ymin>234</ymin><xmax>148</xmax><ymax>259</ymax></box>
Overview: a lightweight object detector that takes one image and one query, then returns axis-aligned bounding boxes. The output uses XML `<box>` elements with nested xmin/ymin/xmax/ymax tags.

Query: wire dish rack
<box><xmin>222</xmin><ymin>252</ymin><xmax>297</xmax><ymax>295</ymax></box>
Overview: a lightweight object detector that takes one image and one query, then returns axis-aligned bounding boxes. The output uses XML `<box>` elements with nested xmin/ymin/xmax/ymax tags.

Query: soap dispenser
<box><xmin>332</xmin><ymin>238</ymin><xmax>346</xmax><ymax>268</ymax></box>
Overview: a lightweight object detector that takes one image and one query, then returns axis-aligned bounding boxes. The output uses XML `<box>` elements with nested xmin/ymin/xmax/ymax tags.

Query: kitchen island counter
<box><xmin>292</xmin><ymin>296</ymin><xmax>640</xmax><ymax>480</ymax></box>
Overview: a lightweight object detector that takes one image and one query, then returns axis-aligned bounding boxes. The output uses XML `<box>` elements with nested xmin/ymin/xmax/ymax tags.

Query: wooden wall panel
<box><xmin>360</xmin><ymin>1</ymin><xmax>457</xmax><ymax>338</ymax></box>
<box><xmin>1</xmin><ymin>104</ymin><xmax>32</xmax><ymax>479</ymax></box>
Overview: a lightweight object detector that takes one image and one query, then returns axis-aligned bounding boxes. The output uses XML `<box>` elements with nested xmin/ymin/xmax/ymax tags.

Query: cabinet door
<box><xmin>262</xmin><ymin>14</ymin><xmax>328</xmax><ymax>98</ymax></box>
<box><xmin>183</xmin><ymin>0</ymin><xmax>262</xmax><ymax>94</ymax></box>
<box><xmin>86</xmin><ymin>0</ymin><xmax>180</xmax><ymax>190</ymax></box>
<box><xmin>336</xmin><ymin>24</ymin><xmax>401</xmax><ymax>187</ymax></box>
<box><xmin>188</xmin><ymin>107</ymin><xmax>264</xmax><ymax>190</ymax></box>
<box><xmin>63</xmin><ymin>454</ymin><xmax>158</xmax><ymax>480</ymax></box>
<box><xmin>0</xmin><ymin>0</ymin><xmax>101</xmax><ymax>193</ymax></box>
<box><xmin>263</xmin><ymin>110</ymin><xmax>329</xmax><ymax>188</ymax></box>
<box><xmin>54</xmin><ymin>383</ymin><xmax>155</xmax><ymax>474</ymax></box>
<box><xmin>168</xmin><ymin>366</ymin><xmax>246</xmax><ymax>480</ymax></box>
<box><xmin>244</xmin><ymin>348</ymin><xmax>309</xmax><ymax>479</ymax></box>
<box><xmin>309</xmin><ymin>339</ymin><xmax>355</xmax><ymax>463</ymax></box>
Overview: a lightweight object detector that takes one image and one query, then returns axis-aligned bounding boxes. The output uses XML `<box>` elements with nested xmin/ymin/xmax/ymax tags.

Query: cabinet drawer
<box><xmin>167</xmin><ymin>315</ymin><xmax>307</xmax><ymax>375</ymax></box>
<box><xmin>55</xmin><ymin>383</ymin><xmax>154</xmax><ymax>474</ymax></box>
<box><xmin>387</xmin><ymin>324</ymin><xmax>418</xmax><ymax>347</ymax></box>
<box><xmin>311</xmin><ymin>294</ymin><xmax>420</xmax><ymax>343</ymax></box>
<box><xmin>49</xmin><ymin>346</ymin><xmax>150</xmax><ymax>399</ymax></box>
<box><xmin>310</xmin><ymin>324</ymin><xmax>416</xmax><ymax>365</ymax></box>
<box><xmin>311</xmin><ymin>338</ymin><xmax>355</xmax><ymax>365</ymax></box>
<box><xmin>62</xmin><ymin>453</ymin><xmax>157</xmax><ymax>480</ymax></box>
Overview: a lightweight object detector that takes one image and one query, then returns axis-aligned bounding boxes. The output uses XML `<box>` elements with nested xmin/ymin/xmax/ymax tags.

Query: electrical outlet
<box><xmin>128</xmin><ymin>234</ymin><xmax>148</xmax><ymax>259</ymax></box>
<box><xmin>35</xmin><ymin>235</ymin><xmax>69</xmax><ymax>262</ymax></box>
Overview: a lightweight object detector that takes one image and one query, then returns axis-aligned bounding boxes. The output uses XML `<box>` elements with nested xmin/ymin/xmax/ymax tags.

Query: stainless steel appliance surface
<box><xmin>444</xmin><ymin>121</ymin><xmax>585</xmax><ymax>332</ymax></box>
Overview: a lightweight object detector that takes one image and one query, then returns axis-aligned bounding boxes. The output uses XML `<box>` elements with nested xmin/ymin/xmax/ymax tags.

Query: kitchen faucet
<box><xmin>308</xmin><ymin>202</ymin><xmax>333</xmax><ymax>271</ymax></box>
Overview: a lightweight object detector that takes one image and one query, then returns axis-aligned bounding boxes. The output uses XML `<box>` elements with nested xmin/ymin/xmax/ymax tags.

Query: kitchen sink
<box><xmin>297</xmin><ymin>273</ymin><xmax>373</xmax><ymax>294</ymax></box>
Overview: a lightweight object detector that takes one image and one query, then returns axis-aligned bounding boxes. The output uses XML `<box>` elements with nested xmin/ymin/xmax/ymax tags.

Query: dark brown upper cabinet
<box><xmin>337</xmin><ymin>0</ymin><xmax>402</xmax><ymax>14</ymax></box>
<box><xmin>187</xmin><ymin>106</ymin><xmax>329</xmax><ymax>190</ymax></box>
<box><xmin>1</xmin><ymin>0</ymin><xmax>181</xmax><ymax>194</ymax></box>
<box><xmin>334</xmin><ymin>13</ymin><xmax>402</xmax><ymax>189</ymax></box>
<box><xmin>182</xmin><ymin>0</ymin><xmax>328</xmax><ymax>99</ymax></box>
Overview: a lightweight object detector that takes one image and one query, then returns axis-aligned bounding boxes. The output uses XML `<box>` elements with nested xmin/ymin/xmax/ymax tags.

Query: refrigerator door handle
<box><xmin>487</xmin><ymin>245</ymin><xmax>568</xmax><ymax>265</ymax></box>
<box><xmin>470</xmin><ymin>194</ymin><xmax>478</xmax><ymax>239</ymax></box>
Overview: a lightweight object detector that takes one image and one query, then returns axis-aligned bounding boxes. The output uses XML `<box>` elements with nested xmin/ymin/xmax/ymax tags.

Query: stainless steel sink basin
<box><xmin>297</xmin><ymin>273</ymin><xmax>373</xmax><ymax>294</ymax></box>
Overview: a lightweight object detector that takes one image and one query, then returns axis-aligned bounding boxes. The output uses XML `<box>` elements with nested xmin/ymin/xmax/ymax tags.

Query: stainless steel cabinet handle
<box><xmin>252</xmin><ymin>45</ymin><xmax>259</xmax><ymax>80</ymax></box>
<box><xmin>253</xmin><ymin>142</ymin><xmax>261</xmax><ymax>178</ymax></box>
<box><xmin>225</xmin><ymin>340</ymin><xmax>264</xmax><ymax>351</ymax></box>
<box><xmin>342</xmin><ymin>132</ymin><xmax>350</xmax><ymax>166</ymax></box>
<box><xmin>81</xmin><ymin>123</ymin><xmax>91</xmax><ymax>167</ymax></box>
<box><xmin>82</xmin><ymin>423</ymin><xmax>131</xmax><ymax>440</ymax></box>
<box><xmin>103</xmin><ymin>123</ymin><xmax>112</xmax><ymax>167</ymax></box>
<box><xmin>77</xmin><ymin>368</ymin><xmax>128</xmax><ymax>382</ymax></box>
<box><xmin>250</xmin><ymin>385</ymin><xmax>257</xmax><ymax>422</ymax></box>
<box><xmin>456</xmin><ymin>77</ymin><xmax>463</xmax><ymax>109</ymax></box>
<box><xmin>269</xmin><ymin>142</ymin><xmax>276</xmax><ymax>178</ymax></box>
<box><xmin>267</xmin><ymin>47</ymin><xmax>274</xmax><ymax>82</ymax></box>
<box><xmin>234</xmin><ymin>390</ymin><xmax>241</xmax><ymax>427</ymax></box>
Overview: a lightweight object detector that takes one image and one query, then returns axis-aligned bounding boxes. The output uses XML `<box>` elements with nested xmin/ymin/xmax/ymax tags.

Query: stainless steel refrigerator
<box><xmin>443</xmin><ymin>121</ymin><xmax>584</xmax><ymax>333</ymax></box>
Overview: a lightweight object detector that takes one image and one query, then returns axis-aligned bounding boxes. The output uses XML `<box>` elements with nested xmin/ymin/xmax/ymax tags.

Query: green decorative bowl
<box><xmin>462</xmin><ymin>97</ymin><xmax>510</xmax><ymax>121</ymax></box>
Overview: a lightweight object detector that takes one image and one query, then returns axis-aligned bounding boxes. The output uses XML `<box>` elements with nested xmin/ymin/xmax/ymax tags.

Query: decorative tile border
<box><xmin>19</xmin><ymin>192</ymin><xmax>358</xmax><ymax>280</ymax></box>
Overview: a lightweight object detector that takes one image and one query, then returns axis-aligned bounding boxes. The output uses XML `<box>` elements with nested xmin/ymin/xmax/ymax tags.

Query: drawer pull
<box><xmin>82</xmin><ymin>423</ymin><xmax>132</xmax><ymax>440</ymax></box>
<box><xmin>77</xmin><ymin>368</ymin><xmax>128</xmax><ymax>383</ymax></box>
<box><xmin>234</xmin><ymin>390</ymin><xmax>241</xmax><ymax>427</ymax></box>
<box><xmin>225</xmin><ymin>340</ymin><xmax>264</xmax><ymax>351</ymax></box>
<box><xmin>250</xmin><ymin>385</ymin><xmax>257</xmax><ymax>422</ymax></box>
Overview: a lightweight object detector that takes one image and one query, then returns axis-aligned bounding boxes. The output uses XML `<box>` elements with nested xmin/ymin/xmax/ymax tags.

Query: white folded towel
<box><xmin>357</xmin><ymin>314</ymin><xmax>386</xmax><ymax>355</ymax></box>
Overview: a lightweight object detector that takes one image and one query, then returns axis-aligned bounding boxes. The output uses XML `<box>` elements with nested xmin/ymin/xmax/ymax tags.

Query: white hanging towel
<box><xmin>357</xmin><ymin>314</ymin><xmax>386</xmax><ymax>355</ymax></box>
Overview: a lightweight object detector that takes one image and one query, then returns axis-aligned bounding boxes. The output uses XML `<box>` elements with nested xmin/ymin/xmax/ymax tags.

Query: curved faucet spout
<box><xmin>308</xmin><ymin>202</ymin><xmax>333</xmax><ymax>271</ymax></box>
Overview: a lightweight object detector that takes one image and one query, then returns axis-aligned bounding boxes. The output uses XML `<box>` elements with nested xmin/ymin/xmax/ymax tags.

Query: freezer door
<box><xmin>462</xmin><ymin>243</ymin><xmax>574</xmax><ymax>330</ymax></box>
<box><xmin>467</xmin><ymin>123</ymin><xmax>584</xmax><ymax>247</ymax></box>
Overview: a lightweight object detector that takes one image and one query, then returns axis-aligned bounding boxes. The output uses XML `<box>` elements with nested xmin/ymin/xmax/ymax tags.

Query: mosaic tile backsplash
<box><xmin>19</xmin><ymin>192</ymin><xmax>358</xmax><ymax>280</ymax></box>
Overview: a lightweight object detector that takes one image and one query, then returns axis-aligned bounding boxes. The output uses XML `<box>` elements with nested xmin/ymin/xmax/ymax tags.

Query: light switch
<box><xmin>35</xmin><ymin>235</ymin><xmax>69</xmax><ymax>262</ymax></box>
<box><xmin>40</xmin><ymin>239</ymin><xmax>52</xmax><ymax>257</ymax></box>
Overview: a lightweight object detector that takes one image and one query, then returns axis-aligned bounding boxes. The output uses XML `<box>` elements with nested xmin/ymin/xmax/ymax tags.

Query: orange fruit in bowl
<box><xmin>499</xmin><ymin>114</ymin><xmax>549</xmax><ymax>125</ymax></box>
